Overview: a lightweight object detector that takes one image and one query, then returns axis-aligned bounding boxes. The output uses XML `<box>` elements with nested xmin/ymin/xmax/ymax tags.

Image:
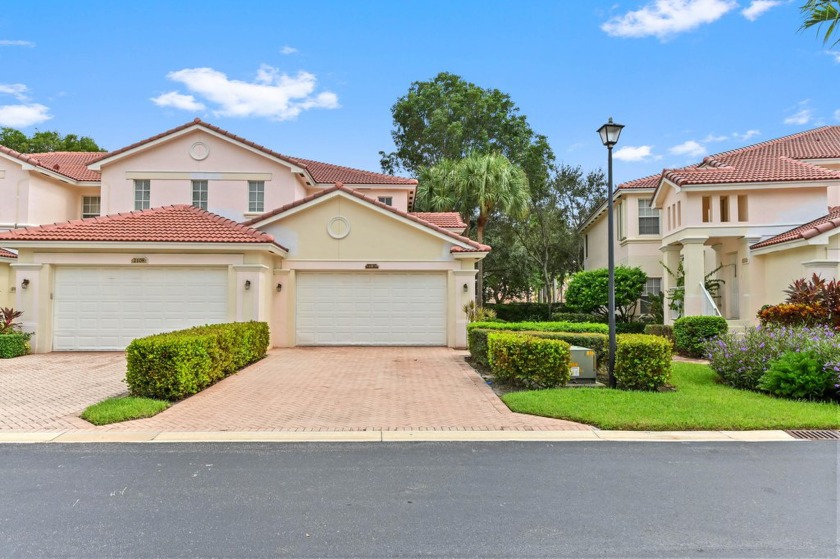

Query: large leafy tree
<box><xmin>565</xmin><ymin>266</ymin><xmax>648</xmax><ymax>322</ymax></box>
<box><xmin>800</xmin><ymin>1</ymin><xmax>840</xmax><ymax>45</ymax></box>
<box><xmin>380</xmin><ymin>72</ymin><xmax>554</xmax><ymax>187</ymax></box>
<box><xmin>419</xmin><ymin>152</ymin><xmax>529</xmax><ymax>303</ymax></box>
<box><xmin>0</xmin><ymin>128</ymin><xmax>104</xmax><ymax>153</ymax></box>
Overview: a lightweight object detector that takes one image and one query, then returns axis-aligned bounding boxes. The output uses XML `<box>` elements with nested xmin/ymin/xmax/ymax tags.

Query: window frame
<box><xmin>248</xmin><ymin>180</ymin><xmax>265</xmax><ymax>213</ymax></box>
<box><xmin>192</xmin><ymin>180</ymin><xmax>208</xmax><ymax>210</ymax></box>
<box><xmin>640</xmin><ymin>277</ymin><xmax>662</xmax><ymax>315</ymax></box>
<box><xmin>377</xmin><ymin>196</ymin><xmax>393</xmax><ymax>206</ymax></box>
<box><xmin>134</xmin><ymin>179</ymin><xmax>150</xmax><ymax>211</ymax></box>
<box><xmin>637</xmin><ymin>198</ymin><xmax>660</xmax><ymax>235</ymax></box>
<box><xmin>81</xmin><ymin>196</ymin><xmax>101</xmax><ymax>219</ymax></box>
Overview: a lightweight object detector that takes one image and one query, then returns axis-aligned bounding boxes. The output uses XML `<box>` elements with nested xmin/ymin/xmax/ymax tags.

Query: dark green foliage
<box><xmin>487</xmin><ymin>332</ymin><xmax>571</xmax><ymax>389</ymax></box>
<box><xmin>758</xmin><ymin>350</ymin><xmax>835</xmax><ymax>401</ymax></box>
<box><xmin>614</xmin><ymin>334</ymin><xmax>673</xmax><ymax>391</ymax></box>
<box><xmin>549</xmin><ymin>312</ymin><xmax>600</xmax><ymax>323</ymax></box>
<box><xmin>644</xmin><ymin>324</ymin><xmax>675</xmax><ymax>342</ymax></box>
<box><xmin>616</xmin><ymin>322</ymin><xmax>647</xmax><ymax>334</ymax></box>
<box><xmin>0</xmin><ymin>127</ymin><xmax>104</xmax><ymax>153</ymax></box>
<box><xmin>469</xmin><ymin>328</ymin><xmax>607</xmax><ymax>369</ymax></box>
<box><xmin>125</xmin><ymin>322</ymin><xmax>269</xmax><ymax>400</ymax></box>
<box><xmin>673</xmin><ymin>316</ymin><xmax>728</xmax><ymax>358</ymax></box>
<box><xmin>0</xmin><ymin>333</ymin><xmax>30</xmax><ymax>358</ymax></box>
<box><xmin>485</xmin><ymin>303</ymin><xmax>554</xmax><ymax>322</ymax></box>
<box><xmin>564</xmin><ymin>266</ymin><xmax>648</xmax><ymax>321</ymax></box>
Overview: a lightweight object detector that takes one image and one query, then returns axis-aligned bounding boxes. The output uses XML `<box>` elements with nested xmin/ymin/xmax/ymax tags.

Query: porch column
<box><xmin>660</xmin><ymin>244</ymin><xmax>681</xmax><ymax>325</ymax></box>
<box><xmin>738</xmin><ymin>236</ymin><xmax>762</xmax><ymax>322</ymax></box>
<box><xmin>233</xmin><ymin>264</ymin><xmax>270</xmax><ymax>322</ymax></box>
<box><xmin>681</xmin><ymin>237</ymin><xmax>707</xmax><ymax>317</ymax></box>
<box><xmin>11</xmin><ymin>263</ymin><xmax>49</xmax><ymax>353</ymax></box>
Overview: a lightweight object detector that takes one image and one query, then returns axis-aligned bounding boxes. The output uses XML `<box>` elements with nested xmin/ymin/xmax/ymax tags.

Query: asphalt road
<box><xmin>0</xmin><ymin>442</ymin><xmax>836</xmax><ymax>558</ymax></box>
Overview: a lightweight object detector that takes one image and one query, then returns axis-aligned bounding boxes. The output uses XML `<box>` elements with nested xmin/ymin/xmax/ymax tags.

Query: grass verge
<box><xmin>81</xmin><ymin>396</ymin><xmax>170</xmax><ymax>426</ymax></box>
<box><xmin>502</xmin><ymin>362</ymin><xmax>840</xmax><ymax>430</ymax></box>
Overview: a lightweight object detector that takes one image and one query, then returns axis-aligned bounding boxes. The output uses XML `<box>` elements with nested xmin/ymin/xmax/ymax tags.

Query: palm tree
<box><xmin>800</xmin><ymin>0</ymin><xmax>840</xmax><ymax>46</ymax></box>
<box><xmin>417</xmin><ymin>152</ymin><xmax>529</xmax><ymax>305</ymax></box>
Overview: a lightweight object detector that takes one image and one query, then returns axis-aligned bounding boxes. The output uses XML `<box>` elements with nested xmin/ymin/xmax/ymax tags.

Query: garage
<box><xmin>295</xmin><ymin>272</ymin><xmax>447</xmax><ymax>346</ymax></box>
<box><xmin>53</xmin><ymin>267</ymin><xmax>228</xmax><ymax>351</ymax></box>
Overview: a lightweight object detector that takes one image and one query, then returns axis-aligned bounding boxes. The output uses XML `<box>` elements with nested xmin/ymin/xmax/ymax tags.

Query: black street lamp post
<box><xmin>597</xmin><ymin>118</ymin><xmax>624</xmax><ymax>389</ymax></box>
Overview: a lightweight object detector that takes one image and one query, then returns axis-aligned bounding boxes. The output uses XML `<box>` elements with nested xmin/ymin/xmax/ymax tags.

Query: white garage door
<box><xmin>53</xmin><ymin>267</ymin><xmax>228</xmax><ymax>351</ymax></box>
<box><xmin>296</xmin><ymin>272</ymin><xmax>447</xmax><ymax>346</ymax></box>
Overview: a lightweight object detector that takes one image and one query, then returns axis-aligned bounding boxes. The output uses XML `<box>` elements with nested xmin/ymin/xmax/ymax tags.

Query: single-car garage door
<box><xmin>53</xmin><ymin>267</ymin><xmax>228</xmax><ymax>351</ymax></box>
<box><xmin>296</xmin><ymin>272</ymin><xmax>447</xmax><ymax>345</ymax></box>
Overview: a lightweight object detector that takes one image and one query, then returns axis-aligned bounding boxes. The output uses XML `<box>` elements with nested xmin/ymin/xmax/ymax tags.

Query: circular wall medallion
<box><xmin>189</xmin><ymin>141</ymin><xmax>210</xmax><ymax>161</ymax></box>
<box><xmin>327</xmin><ymin>216</ymin><xmax>351</xmax><ymax>239</ymax></box>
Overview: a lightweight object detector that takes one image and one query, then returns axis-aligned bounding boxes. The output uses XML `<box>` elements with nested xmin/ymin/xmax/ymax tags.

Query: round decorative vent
<box><xmin>327</xmin><ymin>216</ymin><xmax>351</xmax><ymax>239</ymax></box>
<box><xmin>189</xmin><ymin>141</ymin><xmax>210</xmax><ymax>161</ymax></box>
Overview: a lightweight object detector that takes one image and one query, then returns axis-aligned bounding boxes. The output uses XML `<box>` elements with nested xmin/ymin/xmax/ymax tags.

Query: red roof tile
<box><xmin>408</xmin><ymin>212</ymin><xmax>466</xmax><ymax>229</ymax></box>
<box><xmin>0</xmin><ymin>248</ymin><xmax>17</xmax><ymax>259</ymax></box>
<box><xmin>0</xmin><ymin>205</ymin><xmax>285</xmax><ymax>249</ymax></box>
<box><xmin>618</xmin><ymin>173</ymin><xmax>662</xmax><ymax>190</ymax></box>
<box><xmin>242</xmin><ymin>183</ymin><xmax>490</xmax><ymax>253</ymax></box>
<box><xmin>27</xmin><ymin>152</ymin><xmax>103</xmax><ymax>181</ymax></box>
<box><xmin>751</xmin><ymin>206</ymin><xmax>840</xmax><ymax>249</ymax></box>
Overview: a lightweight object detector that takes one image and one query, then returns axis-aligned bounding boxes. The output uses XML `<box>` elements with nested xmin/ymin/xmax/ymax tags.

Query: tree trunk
<box><xmin>476</xmin><ymin>214</ymin><xmax>488</xmax><ymax>308</ymax></box>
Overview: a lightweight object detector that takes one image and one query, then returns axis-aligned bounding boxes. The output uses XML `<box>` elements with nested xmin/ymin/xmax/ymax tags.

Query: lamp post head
<box><xmin>597</xmin><ymin>117</ymin><xmax>625</xmax><ymax>148</ymax></box>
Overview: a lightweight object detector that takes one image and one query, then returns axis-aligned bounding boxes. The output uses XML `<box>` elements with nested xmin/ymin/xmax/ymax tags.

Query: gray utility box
<box><xmin>568</xmin><ymin>346</ymin><xmax>597</xmax><ymax>381</ymax></box>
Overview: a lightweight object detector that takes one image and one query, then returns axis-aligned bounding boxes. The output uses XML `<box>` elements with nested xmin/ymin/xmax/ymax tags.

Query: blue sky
<box><xmin>0</xmin><ymin>0</ymin><xmax>837</xmax><ymax>184</ymax></box>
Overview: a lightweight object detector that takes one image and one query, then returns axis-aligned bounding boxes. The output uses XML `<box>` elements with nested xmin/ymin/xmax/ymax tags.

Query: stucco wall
<box><xmin>0</xmin><ymin>159</ymin><xmax>32</xmax><ymax>229</ymax></box>
<box><xmin>0</xmin><ymin>261</ymin><xmax>11</xmax><ymax>308</ymax></box>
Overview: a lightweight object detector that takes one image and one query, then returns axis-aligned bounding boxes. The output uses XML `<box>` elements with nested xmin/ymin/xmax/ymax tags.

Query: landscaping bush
<box><xmin>469</xmin><ymin>328</ymin><xmax>607</xmax><ymax>369</ymax></box>
<box><xmin>644</xmin><ymin>324</ymin><xmax>674</xmax><ymax>342</ymax></box>
<box><xmin>707</xmin><ymin>324</ymin><xmax>840</xmax><ymax>391</ymax></box>
<box><xmin>469</xmin><ymin>321</ymin><xmax>609</xmax><ymax>334</ymax></box>
<box><xmin>673</xmin><ymin>316</ymin><xmax>727</xmax><ymax>357</ymax></box>
<box><xmin>616</xmin><ymin>322</ymin><xmax>647</xmax><ymax>334</ymax></box>
<box><xmin>565</xmin><ymin>266</ymin><xmax>647</xmax><ymax>321</ymax></box>
<box><xmin>487</xmin><ymin>332</ymin><xmax>571</xmax><ymax>389</ymax></box>
<box><xmin>0</xmin><ymin>332</ymin><xmax>30</xmax><ymax>359</ymax></box>
<box><xmin>484</xmin><ymin>303</ymin><xmax>553</xmax><ymax>322</ymax></box>
<box><xmin>758</xmin><ymin>350</ymin><xmax>835</xmax><ymax>401</ymax></box>
<box><xmin>783</xmin><ymin>273</ymin><xmax>840</xmax><ymax>327</ymax></box>
<box><xmin>126</xmin><ymin>321</ymin><xmax>269</xmax><ymax>400</ymax></box>
<box><xmin>549</xmin><ymin>312</ymin><xmax>601</xmax><ymax>323</ymax></box>
<box><xmin>758</xmin><ymin>302</ymin><xmax>830</xmax><ymax>327</ymax></box>
<box><xmin>614</xmin><ymin>334</ymin><xmax>673</xmax><ymax>391</ymax></box>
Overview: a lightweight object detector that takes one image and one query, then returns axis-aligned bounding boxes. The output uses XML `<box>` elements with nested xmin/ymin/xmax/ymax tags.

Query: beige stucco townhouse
<box><xmin>0</xmin><ymin>119</ymin><xmax>487</xmax><ymax>353</ymax></box>
<box><xmin>580</xmin><ymin>126</ymin><xmax>840</xmax><ymax>326</ymax></box>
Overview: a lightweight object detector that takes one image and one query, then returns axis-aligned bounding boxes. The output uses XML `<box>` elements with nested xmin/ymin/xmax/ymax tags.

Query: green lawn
<box><xmin>81</xmin><ymin>396</ymin><xmax>170</xmax><ymax>426</ymax></box>
<box><xmin>502</xmin><ymin>362</ymin><xmax>840</xmax><ymax>430</ymax></box>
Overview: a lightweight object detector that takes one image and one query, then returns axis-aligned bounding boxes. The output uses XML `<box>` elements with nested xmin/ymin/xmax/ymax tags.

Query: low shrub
<box><xmin>644</xmin><ymin>324</ymin><xmax>674</xmax><ymax>342</ymax></box>
<box><xmin>126</xmin><ymin>321</ymin><xmax>269</xmax><ymax>400</ymax></box>
<box><xmin>0</xmin><ymin>332</ymin><xmax>30</xmax><ymax>359</ymax></box>
<box><xmin>549</xmin><ymin>312</ymin><xmax>601</xmax><ymax>323</ymax></box>
<box><xmin>614</xmin><ymin>334</ymin><xmax>673</xmax><ymax>391</ymax></box>
<box><xmin>707</xmin><ymin>324</ymin><xmax>840</xmax><ymax>391</ymax></box>
<box><xmin>487</xmin><ymin>332</ymin><xmax>571</xmax><ymax>389</ymax></box>
<box><xmin>469</xmin><ymin>328</ymin><xmax>607</xmax><ymax>369</ymax></box>
<box><xmin>616</xmin><ymin>322</ymin><xmax>647</xmax><ymax>334</ymax></box>
<box><xmin>484</xmin><ymin>303</ymin><xmax>554</xmax><ymax>322</ymax></box>
<box><xmin>469</xmin><ymin>321</ymin><xmax>609</xmax><ymax>334</ymax></box>
<box><xmin>673</xmin><ymin>316</ymin><xmax>727</xmax><ymax>358</ymax></box>
<box><xmin>758</xmin><ymin>303</ymin><xmax>830</xmax><ymax>327</ymax></box>
<box><xmin>758</xmin><ymin>350</ymin><xmax>835</xmax><ymax>401</ymax></box>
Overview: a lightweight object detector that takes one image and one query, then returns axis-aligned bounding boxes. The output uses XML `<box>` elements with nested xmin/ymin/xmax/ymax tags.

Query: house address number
<box><xmin>131</xmin><ymin>257</ymin><xmax>148</xmax><ymax>264</ymax></box>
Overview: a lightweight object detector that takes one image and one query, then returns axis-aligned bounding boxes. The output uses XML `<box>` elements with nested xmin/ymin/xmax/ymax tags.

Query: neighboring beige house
<box><xmin>580</xmin><ymin>126</ymin><xmax>840</xmax><ymax>325</ymax></box>
<box><xmin>0</xmin><ymin>119</ymin><xmax>487</xmax><ymax>352</ymax></box>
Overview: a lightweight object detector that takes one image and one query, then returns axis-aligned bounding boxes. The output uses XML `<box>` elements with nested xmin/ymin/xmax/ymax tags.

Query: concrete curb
<box><xmin>0</xmin><ymin>429</ymin><xmax>799</xmax><ymax>444</ymax></box>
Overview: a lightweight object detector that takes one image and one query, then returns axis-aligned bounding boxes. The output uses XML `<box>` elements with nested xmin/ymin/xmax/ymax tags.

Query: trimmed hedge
<box><xmin>126</xmin><ymin>322</ymin><xmax>269</xmax><ymax>400</ymax></box>
<box><xmin>485</xmin><ymin>303</ymin><xmax>555</xmax><ymax>322</ymax></box>
<box><xmin>615</xmin><ymin>334</ymin><xmax>673</xmax><ymax>391</ymax></box>
<box><xmin>549</xmin><ymin>312</ymin><xmax>600</xmax><ymax>323</ymax></box>
<box><xmin>469</xmin><ymin>321</ymin><xmax>609</xmax><ymax>334</ymax></box>
<box><xmin>673</xmin><ymin>316</ymin><xmax>728</xmax><ymax>358</ymax></box>
<box><xmin>469</xmin><ymin>328</ymin><xmax>607</xmax><ymax>369</ymax></box>
<box><xmin>0</xmin><ymin>333</ymin><xmax>29</xmax><ymax>359</ymax></box>
<box><xmin>487</xmin><ymin>332</ymin><xmax>572</xmax><ymax>389</ymax></box>
<box><xmin>616</xmin><ymin>322</ymin><xmax>647</xmax><ymax>334</ymax></box>
<box><xmin>644</xmin><ymin>324</ymin><xmax>674</xmax><ymax>342</ymax></box>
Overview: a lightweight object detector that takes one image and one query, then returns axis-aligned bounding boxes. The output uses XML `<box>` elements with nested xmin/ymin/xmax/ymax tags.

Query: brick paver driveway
<box><xmin>1</xmin><ymin>348</ymin><xmax>590</xmax><ymax>432</ymax></box>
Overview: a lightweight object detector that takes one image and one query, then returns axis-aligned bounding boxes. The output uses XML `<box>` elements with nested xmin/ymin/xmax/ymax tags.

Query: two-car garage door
<box><xmin>296</xmin><ymin>272</ymin><xmax>447</xmax><ymax>346</ymax></box>
<box><xmin>53</xmin><ymin>267</ymin><xmax>228</xmax><ymax>351</ymax></box>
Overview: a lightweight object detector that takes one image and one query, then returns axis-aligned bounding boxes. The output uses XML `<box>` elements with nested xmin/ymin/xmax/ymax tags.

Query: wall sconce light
<box><xmin>21</xmin><ymin>279</ymin><xmax>30</xmax><ymax>290</ymax></box>
<box><xmin>276</xmin><ymin>283</ymin><xmax>283</xmax><ymax>293</ymax></box>
<box><xmin>462</xmin><ymin>283</ymin><xmax>469</xmax><ymax>293</ymax></box>
<box><xmin>244</xmin><ymin>280</ymin><xmax>251</xmax><ymax>290</ymax></box>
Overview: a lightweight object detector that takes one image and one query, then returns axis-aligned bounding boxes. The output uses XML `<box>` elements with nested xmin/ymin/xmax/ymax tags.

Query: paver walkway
<box><xmin>0</xmin><ymin>347</ymin><xmax>590</xmax><ymax>432</ymax></box>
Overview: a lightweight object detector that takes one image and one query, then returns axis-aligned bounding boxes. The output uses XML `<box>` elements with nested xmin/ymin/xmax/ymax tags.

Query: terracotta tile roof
<box><xmin>242</xmin><ymin>183</ymin><xmax>490</xmax><ymax>253</ymax></box>
<box><xmin>0</xmin><ymin>248</ymin><xmax>17</xmax><ymax>259</ymax></box>
<box><xmin>618</xmin><ymin>173</ymin><xmax>662</xmax><ymax>190</ymax></box>
<box><xmin>408</xmin><ymin>212</ymin><xmax>466</xmax><ymax>229</ymax></box>
<box><xmin>0</xmin><ymin>205</ymin><xmax>286</xmax><ymax>249</ymax></box>
<box><xmin>86</xmin><ymin>119</ymin><xmax>417</xmax><ymax>186</ymax></box>
<box><xmin>662</xmin><ymin>126</ymin><xmax>840</xmax><ymax>187</ymax></box>
<box><xmin>27</xmin><ymin>152</ymin><xmax>103</xmax><ymax>181</ymax></box>
<box><xmin>751</xmin><ymin>206</ymin><xmax>840</xmax><ymax>249</ymax></box>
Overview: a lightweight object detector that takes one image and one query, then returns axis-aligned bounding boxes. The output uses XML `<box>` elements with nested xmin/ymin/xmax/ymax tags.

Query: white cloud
<box><xmin>150</xmin><ymin>91</ymin><xmax>206</xmax><ymax>111</ymax></box>
<box><xmin>0</xmin><ymin>39</ymin><xmax>34</xmax><ymax>47</ymax></box>
<box><xmin>0</xmin><ymin>83</ymin><xmax>29</xmax><ymax>101</ymax></box>
<box><xmin>614</xmin><ymin>145</ymin><xmax>656</xmax><ymax>161</ymax></box>
<box><xmin>155</xmin><ymin>65</ymin><xmax>339</xmax><ymax>121</ymax></box>
<box><xmin>601</xmin><ymin>0</ymin><xmax>737</xmax><ymax>39</ymax></box>
<box><xmin>834</xmin><ymin>109</ymin><xmax>840</xmax><ymax>121</ymax></box>
<box><xmin>669</xmin><ymin>140</ymin><xmax>706</xmax><ymax>157</ymax></box>
<box><xmin>825</xmin><ymin>50</ymin><xmax>840</xmax><ymax>63</ymax></box>
<box><xmin>734</xmin><ymin>129</ymin><xmax>760</xmax><ymax>141</ymax></box>
<box><xmin>0</xmin><ymin>103</ymin><xmax>51</xmax><ymax>127</ymax></box>
<box><xmin>784</xmin><ymin>109</ymin><xmax>812</xmax><ymax>125</ymax></box>
<box><xmin>280</xmin><ymin>46</ymin><xmax>298</xmax><ymax>55</ymax></box>
<box><xmin>741</xmin><ymin>0</ymin><xmax>781</xmax><ymax>21</ymax></box>
<box><xmin>702</xmin><ymin>133</ymin><xmax>729</xmax><ymax>143</ymax></box>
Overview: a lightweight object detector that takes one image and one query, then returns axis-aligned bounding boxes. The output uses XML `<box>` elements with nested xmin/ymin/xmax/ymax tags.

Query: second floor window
<box><xmin>192</xmin><ymin>180</ymin><xmax>208</xmax><ymax>210</ymax></box>
<box><xmin>82</xmin><ymin>196</ymin><xmax>101</xmax><ymax>219</ymax></box>
<box><xmin>638</xmin><ymin>199</ymin><xmax>660</xmax><ymax>235</ymax></box>
<box><xmin>378</xmin><ymin>196</ymin><xmax>393</xmax><ymax>206</ymax></box>
<box><xmin>134</xmin><ymin>179</ymin><xmax>150</xmax><ymax>211</ymax></box>
<box><xmin>249</xmin><ymin>181</ymin><xmax>264</xmax><ymax>213</ymax></box>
